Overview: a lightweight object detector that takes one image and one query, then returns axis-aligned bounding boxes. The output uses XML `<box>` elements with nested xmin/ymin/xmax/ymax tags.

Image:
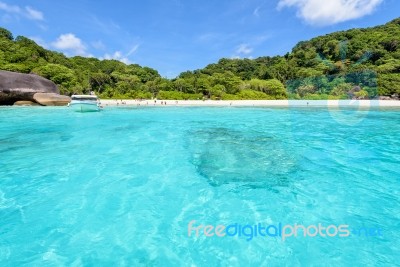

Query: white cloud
<box><xmin>0</xmin><ymin>1</ymin><xmax>44</xmax><ymax>21</ymax></box>
<box><xmin>52</xmin><ymin>33</ymin><xmax>87</xmax><ymax>56</ymax></box>
<box><xmin>277</xmin><ymin>0</ymin><xmax>383</xmax><ymax>26</ymax></box>
<box><xmin>236</xmin><ymin>44</ymin><xmax>253</xmax><ymax>55</ymax></box>
<box><xmin>103</xmin><ymin>51</ymin><xmax>130</xmax><ymax>64</ymax></box>
<box><xmin>25</xmin><ymin>6</ymin><xmax>44</xmax><ymax>21</ymax></box>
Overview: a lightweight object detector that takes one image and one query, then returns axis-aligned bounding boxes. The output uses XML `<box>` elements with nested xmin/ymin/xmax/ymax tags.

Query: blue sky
<box><xmin>1</xmin><ymin>0</ymin><xmax>399</xmax><ymax>78</ymax></box>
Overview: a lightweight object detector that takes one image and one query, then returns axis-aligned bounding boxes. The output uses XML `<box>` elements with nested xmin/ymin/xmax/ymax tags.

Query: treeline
<box><xmin>0</xmin><ymin>17</ymin><xmax>399</xmax><ymax>100</ymax></box>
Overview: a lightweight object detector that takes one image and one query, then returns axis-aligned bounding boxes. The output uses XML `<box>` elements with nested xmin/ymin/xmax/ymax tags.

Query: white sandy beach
<box><xmin>100</xmin><ymin>99</ymin><xmax>400</xmax><ymax>108</ymax></box>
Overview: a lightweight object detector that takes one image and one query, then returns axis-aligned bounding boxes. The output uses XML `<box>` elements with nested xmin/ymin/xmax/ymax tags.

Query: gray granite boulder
<box><xmin>0</xmin><ymin>70</ymin><xmax>59</xmax><ymax>105</ymax></box>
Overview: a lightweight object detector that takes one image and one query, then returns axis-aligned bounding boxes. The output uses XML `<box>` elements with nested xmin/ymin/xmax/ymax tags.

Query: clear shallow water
<box><xmin>0</xmin><ymin>106</ymin><xmax>399</xmax><ymax>266</ymax></box>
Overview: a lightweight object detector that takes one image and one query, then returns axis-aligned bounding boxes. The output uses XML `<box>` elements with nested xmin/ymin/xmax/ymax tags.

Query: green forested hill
<box><xmin>1</xmin><ymin>18</ymin><xmax>399</xmax><ymax>100</ymax></box>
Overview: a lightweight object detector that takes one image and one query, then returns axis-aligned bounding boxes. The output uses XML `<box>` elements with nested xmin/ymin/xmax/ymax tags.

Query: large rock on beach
<box><xmin>33</xmin><ymin>93</ymin><xmax>71</xmax><ymax>106</ymax></box>
<box><xmin>0</xmin><ymin>70</ymin><xmax>63</xmax><ymax>105</ymax></box>
<box><xmin>13</xmin><ymin>100</ymin><xmax>40</xmax><ymax>106</ymax></box>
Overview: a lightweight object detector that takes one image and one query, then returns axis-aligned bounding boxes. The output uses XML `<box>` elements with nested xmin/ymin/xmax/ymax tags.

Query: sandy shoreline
<box><xmin>100</xmin><ymin>99</ymin><xmax>400</xmax><ymax>108</ymax></box>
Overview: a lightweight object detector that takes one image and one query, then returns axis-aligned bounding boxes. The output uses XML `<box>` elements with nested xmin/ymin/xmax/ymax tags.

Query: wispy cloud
<box><xmin>29</xmin><ymin>36</ymin><xmax>48</xmax><ymax>48</ymax></box>
<box><xmin>232</xmin><ymin>43</ymin><xmax>253</xmax><ymax>58</ymax></box>
<box><xmin>25</xmin><ymin>6</ymin><xmax>44</xmax><ymax>21</ymax></box>
<box><xmin>91</xmin><ymin>40</ymin><xmax>106</xmax><ymax>50</ymax></box>
<box><xmin>253</xmin><ymin>6</ymin><xmax>261</xmax><ymax>17</ymax></box>
<box><xmin>102</xmin><ymin>51</ymin><xmax>131</xmax><ymax>64</ymax></box>
<box><xmin>196</xmin><ymin>33</ymin><xmax>220</xmax><ymax>43</ymax></box>
<box><xmin>89</xmin><ymin>15</ymin><xmax>121</xmax><ymax>35</ymax></box>
<box><xmin>195</xmin><ymin>31</ymin><xmax>270</xmax><ymax>59</ymax></box>
<box><xmin>52</xmin><ymin>33</ymin><xmax>87</xmax><ymax>56</ymax></box>
<box><xmin>0</xmin><ymin>2</ymin><xmax>20</xmax><ymax>13</ymax></box>
<box><xmin>195</xmin><ymin>32</ymin><xmax>238</xmax><ymax>51</ymax></box>
<box><xmin>253</xmin><ymin>1</ymin><xmax>269</xmax><ymax>18</ymax></box>
<box><xmin>101</xmin><ymin>43</ymin><xmax>140</xmax><ymax>64</ymax></box>
<box><xmin>0</xmin><ymin>1</ymin><xmax>44</xmax><ymax>21</ymax></box>
<box><xmin>277</xmin><ymin>0</ymin><xmax>383</xmax><ymax>26</ymax></box>
<box><xmin>126</xmin><ymin>44</ymin><xmax>140</xmax><ymax>57</ymax></box>
<box><xmin>236</xmin><ymin>44</ymin><xmax>253</xmax><ymax>55</ymax></box>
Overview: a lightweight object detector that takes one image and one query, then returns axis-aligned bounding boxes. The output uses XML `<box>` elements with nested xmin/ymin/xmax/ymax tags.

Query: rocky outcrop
<box><xmin>33</xmin><ymin>93</ymin><xmax>71</xmax><ymax>106</ymax></box>
<box><xmin>379</xmin><ymin>94</ymin><xmax>400</xmax><ymax>100</ymax></box>
<box><xmin>0</xmin><ymin>70</ymin><xmax>64</xmax><ymax>105</ymax></box>
<box><xmin>13</xmin><ymin>100</ymin><xmax>40</xmax><ymax>106</ymax></box>
<box><xmin>391</xmin><ymin>93</ymin><xmax>399</xmax><ymax>100</ymax></box>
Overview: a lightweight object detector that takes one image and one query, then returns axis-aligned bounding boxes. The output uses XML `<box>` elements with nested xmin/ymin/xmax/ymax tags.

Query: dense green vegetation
<box><xmin>1</xmin><ymin>18</ymin><xmax>399</xmax><ymax>99</ymax></box>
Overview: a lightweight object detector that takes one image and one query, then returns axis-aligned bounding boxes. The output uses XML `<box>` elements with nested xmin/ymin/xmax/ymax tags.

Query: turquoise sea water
<box><xmin>0</xmin><ymin>106</ymin><xmax>399</xmax><ymax>266</ymax></box>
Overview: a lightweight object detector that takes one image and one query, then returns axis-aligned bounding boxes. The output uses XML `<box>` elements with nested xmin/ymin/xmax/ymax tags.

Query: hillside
<box><xmin>1</xmin><ymin>18</ymin><xmax>399</xmax><ymax>100</ymax></box>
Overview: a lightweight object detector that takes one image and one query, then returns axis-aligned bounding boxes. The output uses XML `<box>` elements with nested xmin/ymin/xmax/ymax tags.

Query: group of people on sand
<box><xmin>102</xmin><ymin>99</ymin><xmax>181</xmax><ymax>106</ymax></box>
<box><xmin>117</xmin><ymin>100</ymin><xmax>127</xmax><ymax>105</ymax></box>
<box><xmin>154</xmin><ymin>100</ymin><xmax>170</xmax><ymax>105</ymax></box>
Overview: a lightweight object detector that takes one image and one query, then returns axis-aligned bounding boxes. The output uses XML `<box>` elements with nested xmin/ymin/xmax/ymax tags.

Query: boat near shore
<box><xmin>68</xmin><ymin>94</ymin><xmax>101</xmax><ymax>112</ymax></box>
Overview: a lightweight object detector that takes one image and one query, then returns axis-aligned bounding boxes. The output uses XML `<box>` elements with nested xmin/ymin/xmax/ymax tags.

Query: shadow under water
<box><xmin>186</xmin><ymin>127</ymin><xmax>301</xmax><ymax>188</ymax></box>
